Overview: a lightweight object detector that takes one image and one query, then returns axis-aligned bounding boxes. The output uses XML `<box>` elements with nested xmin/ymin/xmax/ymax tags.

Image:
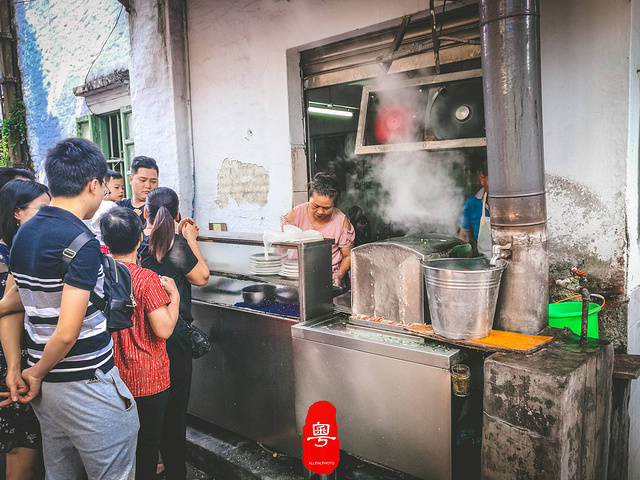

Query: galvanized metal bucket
<box><xmin>422</xmin><ymin>258</ymin><xmax>507</xmax><ymax>340</ymax></box>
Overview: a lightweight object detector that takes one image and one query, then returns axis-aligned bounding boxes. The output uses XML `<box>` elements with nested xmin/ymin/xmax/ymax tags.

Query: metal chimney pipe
<box><xmin>479</xmin><ymin>0</ymin><xmax>549</xmax><ymax>334</ymax></box>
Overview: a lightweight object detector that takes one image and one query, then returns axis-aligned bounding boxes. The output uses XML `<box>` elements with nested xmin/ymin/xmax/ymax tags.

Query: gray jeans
<box><xmin>31</xmin><ymin>366</ymin><xmax>140</xmax><ymax>480</ymax></box>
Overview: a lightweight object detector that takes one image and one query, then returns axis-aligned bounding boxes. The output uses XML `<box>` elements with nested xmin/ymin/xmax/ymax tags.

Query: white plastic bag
<box><xmin>262</xmin><ymin>227</ymin><xmax>323</xmax><ymax>258</ymax></box>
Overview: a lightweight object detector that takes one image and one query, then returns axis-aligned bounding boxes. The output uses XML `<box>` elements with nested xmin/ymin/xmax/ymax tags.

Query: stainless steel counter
<box><xmin>188</xmin><ymin>233</ymin><xmax>336</xmax><ymax>457</ymax></box>
<box><xmin>195</xmin><ymin>234</ymin><xmax>334</xmax><ymax>322</ymax></box>
<box><xmin>189</xmin><ymin>300</ymin><xmax>301</xmax><ymax>456</ymax></box>
<box><xmin>292</xmin><ymin>317</ymin><xmax>467</xmax><ymax>480</ymax></box>
<box><xmin>187</xmin><ymin>232</ymin><xmax>481</xmax><ymax>477</ymax></box>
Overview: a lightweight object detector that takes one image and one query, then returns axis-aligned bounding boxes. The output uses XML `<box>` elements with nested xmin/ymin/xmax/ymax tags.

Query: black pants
<box><xmin>160</xmin><ymin>318</ymin><xmax>193</xmax><ymax>480</ymax></box>
<box><xmin>135</xmin><ymin>389</ymin><xmax>170</xmax><ymax>480</ymax></box>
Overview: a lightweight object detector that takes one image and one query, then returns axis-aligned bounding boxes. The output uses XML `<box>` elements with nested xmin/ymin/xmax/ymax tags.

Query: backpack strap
<box><xmin>60</xmin><ymin>231</ymin><xmax>107</xmax><ymax>311</ymax></box>
<box><xmin>60</xmin><ymin>232</ymin><xmax>95</xmax><ymax>277</ymax></box>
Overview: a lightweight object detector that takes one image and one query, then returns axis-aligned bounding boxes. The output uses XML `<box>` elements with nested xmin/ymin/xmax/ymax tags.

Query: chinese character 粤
<box><xmin>307</xmin><ymin>422</ymin><xmax>336</xmax><ymax>447</ymax></box>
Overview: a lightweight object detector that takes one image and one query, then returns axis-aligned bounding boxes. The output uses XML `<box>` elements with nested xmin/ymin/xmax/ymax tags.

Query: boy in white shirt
<box><xmin>85</xmin><ymin>170</ymin><xmax>125</xmax><ymax>252</ymax></box>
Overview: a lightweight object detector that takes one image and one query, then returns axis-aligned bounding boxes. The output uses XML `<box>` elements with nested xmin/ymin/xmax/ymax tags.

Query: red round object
<box><xmin>374</xmin><ymin>105</ymin><xmax>415</xmax><ymax>143</ymax></box>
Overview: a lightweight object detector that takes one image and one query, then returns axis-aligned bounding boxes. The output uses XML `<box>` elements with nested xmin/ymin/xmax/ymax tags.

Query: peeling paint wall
<box><xmin>13</xmin><ymin>0</ymin><xmax>129</xmax><ymax>172</ymax></box>
<box><xmin>128</xmin><ymin>0</ymin><xmax>194</xmax><ymax>215</ymax></box>
<box><xmin>540</xmin><ymin>1</ymin><xmax>640</xmax><ymax>477</ymax></box>
<box><xmin>216</xmin><ymin>158</ymin><xmax>270</xmax><ymax>208</ymax></box>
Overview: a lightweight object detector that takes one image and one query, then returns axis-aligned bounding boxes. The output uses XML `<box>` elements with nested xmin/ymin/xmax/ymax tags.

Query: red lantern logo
<box><xmin>302</xmin><ymin>401</ymin><xmax>340</xmax><ymax>475</ymax></box>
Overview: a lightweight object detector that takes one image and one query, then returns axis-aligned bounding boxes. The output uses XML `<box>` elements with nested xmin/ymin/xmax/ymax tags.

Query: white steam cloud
<box><xmin>369</xmin><ymin>151</ymin><xmax>465</xmax><ymax>236</ymax></box>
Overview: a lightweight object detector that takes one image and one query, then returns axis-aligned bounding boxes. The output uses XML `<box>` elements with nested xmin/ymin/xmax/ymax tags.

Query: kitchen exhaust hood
<box><xmin>354</xmin><ymin>68</ymin><xmax>486</xmax><ymax>155</ymax></box>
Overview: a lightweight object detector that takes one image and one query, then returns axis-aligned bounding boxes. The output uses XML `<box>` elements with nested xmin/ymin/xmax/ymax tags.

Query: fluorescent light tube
<box><xmin>308</xmin><ymin>106</ymin><xmax>353</xmax><ymax>117</ymax></box>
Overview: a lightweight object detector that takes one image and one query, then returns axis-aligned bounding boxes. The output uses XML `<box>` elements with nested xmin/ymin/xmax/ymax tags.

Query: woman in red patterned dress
<box><xmin>100</xmin><ymin>207</ymin><xmax>180</xmax><ymax>480</ymax></box>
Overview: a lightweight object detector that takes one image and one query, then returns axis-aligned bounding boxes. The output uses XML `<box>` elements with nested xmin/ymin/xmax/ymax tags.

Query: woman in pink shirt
<box><xmin>283</xmin><ymin>172</ymin><xmax>355</xmax><ymax>286</ymax></box>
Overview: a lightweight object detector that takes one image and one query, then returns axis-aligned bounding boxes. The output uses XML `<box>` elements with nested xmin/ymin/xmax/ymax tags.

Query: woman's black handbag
<box><xmin>186</xmin><ymin>322</ymin><xmax>211</xmax><ymax>359</ymax></box>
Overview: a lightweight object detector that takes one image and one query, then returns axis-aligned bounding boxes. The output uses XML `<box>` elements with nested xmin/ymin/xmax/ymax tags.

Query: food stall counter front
<box><xmin>292</xmin><ymin>316</ymin><xmax>480</xmax><ymax>480</ymax></box>
<box><xmin>188</xmin><ymin>232</ymin><xmax>482</xmax><ymax>478</ymax></box>
<box><xmin>188</xmin><ymin>233</ymin><xmax>335</xmax><ymax>456</ymax></box>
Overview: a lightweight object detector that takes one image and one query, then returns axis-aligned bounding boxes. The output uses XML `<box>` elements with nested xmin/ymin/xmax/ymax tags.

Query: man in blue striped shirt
<box><xmin>7</xmin><ymin>138</ymin><xmax>139</xmax><ymax>479</ymax></box>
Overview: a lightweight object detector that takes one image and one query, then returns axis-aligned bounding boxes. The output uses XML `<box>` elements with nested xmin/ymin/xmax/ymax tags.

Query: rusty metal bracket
<box><xmin>430</xmin><ymin>0</ymin><xmax>441</xmax><ymax>74</ymax></box>
<box><xmin>378</xmin><ymin>15</ymin><xmax>411</xmax><ymax>77</ymax></box>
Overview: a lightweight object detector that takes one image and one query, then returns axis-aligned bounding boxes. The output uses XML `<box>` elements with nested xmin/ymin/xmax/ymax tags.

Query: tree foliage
<box><xmin>0</xmin><ymin>98</ymin><xmax>27</xmax><ymax>166</ymax></box>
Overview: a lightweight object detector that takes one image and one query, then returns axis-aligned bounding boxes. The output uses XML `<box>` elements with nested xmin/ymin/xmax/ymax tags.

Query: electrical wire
<box><xmin>84</xmin><ymin>4</ymin><xmax>124</xmax><ymax>84</ymax></box>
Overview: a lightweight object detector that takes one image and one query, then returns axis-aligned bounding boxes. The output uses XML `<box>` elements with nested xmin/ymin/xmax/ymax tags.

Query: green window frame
<box><xmin>77</xmin><ymin>106</ymin><xmax>135</xmax><ymax>198</ymax></box>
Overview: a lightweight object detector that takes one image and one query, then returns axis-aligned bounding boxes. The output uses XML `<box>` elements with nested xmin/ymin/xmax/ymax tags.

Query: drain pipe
<box><xmin>479</xmin><ymin>0</ymin><xmax>549</xmax><ymax>334</ymax></box>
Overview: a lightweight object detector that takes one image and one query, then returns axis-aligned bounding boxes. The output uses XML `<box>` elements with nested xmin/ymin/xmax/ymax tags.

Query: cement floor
<box><xmin>0</xmin><ymin>421</ymin><xmax>419</xmax><ymax>480</ymax></box>
<box><xmin>186</xmin><ymin>418</ymin><xmax>422</xmax><ymax>480</ymax></box>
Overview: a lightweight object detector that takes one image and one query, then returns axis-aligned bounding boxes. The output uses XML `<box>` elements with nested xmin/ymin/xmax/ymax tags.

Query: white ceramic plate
<box><xmin>280</xmin><ymin>271</ymin><xmax>299</xmax><ymax>278</ymax></box>
<box><xmin>250</xmin><ymin>253</ymin><xmax>285</xmax><ymax>263</ymax></box>
<box><xmin>250</xmin><ymin>266</ymin><xmax>282</xmax><ymax>272</ymax></box>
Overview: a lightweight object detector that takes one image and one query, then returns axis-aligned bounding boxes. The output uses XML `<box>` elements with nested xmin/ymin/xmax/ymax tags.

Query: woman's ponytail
<box><xmin>145</xmin><ymin>187</ymin><xmax>180</xmax><ymax>262</ymax></box>
<box><xmin>148</xmin><ymin>205</ymin><xmax>174</xmax><ymax>262</ymax></box>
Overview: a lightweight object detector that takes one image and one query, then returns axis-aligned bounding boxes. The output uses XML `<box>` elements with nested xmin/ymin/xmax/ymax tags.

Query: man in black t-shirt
<box><xmin>118</xmin><ymin>156</ymin><xmax>159</xmax><ymax>224</ymax></box>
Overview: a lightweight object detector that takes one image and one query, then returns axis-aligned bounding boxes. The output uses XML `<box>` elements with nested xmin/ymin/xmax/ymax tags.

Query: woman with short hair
<box><xmin>100</xmin><ymin>206</ymin><xmax>179</xmax><ymax>480</ymax></box>
<box><xmin>283</xmin><ymin>172</ymin><xmax>355</xmax><ymax>286</ymax></box>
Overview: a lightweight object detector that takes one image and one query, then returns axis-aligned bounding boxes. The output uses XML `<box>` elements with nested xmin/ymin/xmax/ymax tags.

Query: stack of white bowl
<box><xmin>249</xmin><ymin>253</ymin><xmax>284</xmax><ymax>275</ymax></box>
<box><xmin>280</xmin><ymin>258</ymin><xmax>299</xmax><ymax>278</ymax></box>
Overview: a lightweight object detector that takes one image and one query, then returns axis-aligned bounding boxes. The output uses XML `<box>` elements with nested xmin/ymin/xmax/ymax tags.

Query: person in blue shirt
<box><xmin>5</xmin><ymin>138</ymin><xmax>139</xmax><ymax>479</ymax></box>
<box><xmin>458</xmin><ymin>161</ymin><xmax>491</xmax><ymax>257</ymax></box>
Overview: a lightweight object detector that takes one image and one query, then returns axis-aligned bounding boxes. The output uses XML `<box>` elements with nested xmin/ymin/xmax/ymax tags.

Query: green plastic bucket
<box><xmin>548</xmin><ymin>302</ymin><xmax>600</xmax><ymax>339</ymax></box>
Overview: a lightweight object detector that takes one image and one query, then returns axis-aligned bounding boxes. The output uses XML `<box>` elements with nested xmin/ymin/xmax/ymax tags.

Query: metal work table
<box><xmin>188</xmin><ymin>233</ymin><xmax>334</xmax><ymax>457</ymax></box>
<box><xmin>292</xmin><ymin>316</ymin><xmax>475</xmax><ymax>480</ymax></box>
<box><xmin>187</xmin><ymin>232</ymin><xmax>482</xmax><ymax>478</ymax></box>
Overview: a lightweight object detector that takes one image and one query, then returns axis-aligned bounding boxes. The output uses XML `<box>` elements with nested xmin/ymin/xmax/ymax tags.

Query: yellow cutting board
<box><xmin>404</xmin><ymin>324</ymin><xmax>554</xmax><ymax>354</ymax></box>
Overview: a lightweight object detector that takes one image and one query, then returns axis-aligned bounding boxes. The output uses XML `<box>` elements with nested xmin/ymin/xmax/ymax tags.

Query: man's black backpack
<box><xmin>60</xmin><ymin>231</ymin><xmax>136</xmax><ymax>333</ymax></box>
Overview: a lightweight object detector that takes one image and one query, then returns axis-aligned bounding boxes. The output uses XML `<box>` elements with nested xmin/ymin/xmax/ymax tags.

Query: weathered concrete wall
<box><xmin>540</xmin><ymin>0</ymin><xmax>633</xmax><ymax>349</ymax></box>
<box><xmin>13</xmin><ymin>0</ymin><xmax>129</xmax><ymax>172</ymax></box>
<box><xmin>539</xmin><ymin>1</ymin><xmax>640</xmax><ymax>476</ymax></box>
<box><xmin>185</xmin><ymin>0</ymin><xmax>437</xmax><ymax>232</ymax></box>
<box><xmin>625</xmin><ymin>1</ymin><xmax>640</xmax><ymax>479</ymax></box>
<box><xmin>128</xmin><ymin>0</ymin><xmax>194</xmax><ymax>216</ymax></box>
<box><xmin>610</xmin><ymin>378</ymin><xmax>631</xmax><ymax>480</ymax></box>
<box><xmin>483</xmin><ymin>336</ymin><xmax>613</xmax><ymax>479</ymax></box>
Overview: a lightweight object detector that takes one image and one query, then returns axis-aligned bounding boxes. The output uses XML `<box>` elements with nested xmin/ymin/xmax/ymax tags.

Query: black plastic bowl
<box><xmin>242</xmin><ymin>284</ymin><xmax>276</xmax><ymax>307</ymax></box>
